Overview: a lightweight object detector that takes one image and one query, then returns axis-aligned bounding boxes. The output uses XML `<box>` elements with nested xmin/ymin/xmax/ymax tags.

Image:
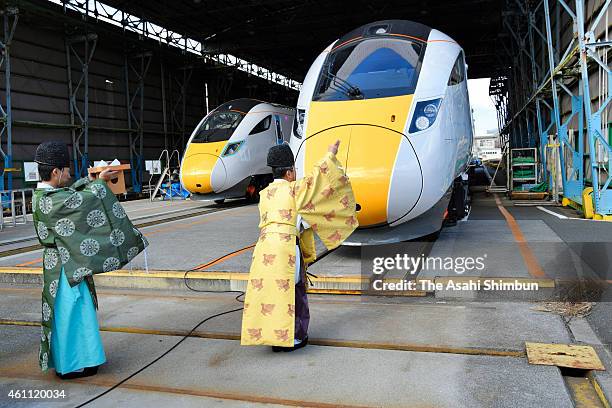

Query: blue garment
<box><xmin>49</xmin><ymin>268</ymin><xmax>106</xmax><ymax>374</ymax></box>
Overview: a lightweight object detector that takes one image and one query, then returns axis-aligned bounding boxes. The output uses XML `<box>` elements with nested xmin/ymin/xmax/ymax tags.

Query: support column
<box><xmin>160</xmin><ymin>59</ymin><xmax>168</xmax><ymax>152</ymax></box>
<box><xmin>543</xmin><ymin>0</ymin><xmax>566</xmax><ymax>201</ymax></box>
<box><xmin>576</xmin><ymin>0</ymin><xmax>612</xmax><ymax>215</ymax></box>
<box><xmin>170</xmin><ymin>66</ymin><xmax>193</xmax><ymax>151</ymax></box>
<box><xmin>124</xmin><ymin>51</ymin><xmax>152</xmax><ymax>193</ymax></box>
<box><xmin>65</xmin><ymin>31</ymin><xmax>98</xmax><ymax>179</ymax></box>
<box><xmin>0</xmin><ymin>7</ymin><xmax>18</xmax><ymax>191</ymax></box>
<box><xmin>527</xmin><ymin>6</ymin><xmax>548</xmax><ymax>181</ymax></box>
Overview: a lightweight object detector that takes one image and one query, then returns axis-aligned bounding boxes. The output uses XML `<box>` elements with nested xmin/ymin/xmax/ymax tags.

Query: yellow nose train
<box><xmin>180</xmin><ymin>99</ymin><xmax>295</xmax><ymax>202</ymax></box>
<box><xmin>289</xmin><ymin>20</ymin><xmax>474</xmax><ymax>244</ymax></box>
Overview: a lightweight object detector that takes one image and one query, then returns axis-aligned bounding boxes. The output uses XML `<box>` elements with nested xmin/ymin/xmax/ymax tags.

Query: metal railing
<box><xmin>0</xmin><ymin>188</ymin><xmax>33</xmax><ymax>230</ymax></box>
<box><xmin>148</xmin><ymin>149</ymin><xmax>182</xmax><ymax>201</ymax></box>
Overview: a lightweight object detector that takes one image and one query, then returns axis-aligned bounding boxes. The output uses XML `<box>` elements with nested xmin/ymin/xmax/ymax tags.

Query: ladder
<box><xmin>149</xmin><ymin>149</ymin><xmax>182</xmax><ymax>201</ymax></box>
<box><xmin>486</xmin><ymin>144</ymin><xmax>509</xmax><ymax>194</ymax></box>
<box><xmin>150</xmin><ymin>166</ymin><xmax>170</xmax><ymax>201</ymax></box>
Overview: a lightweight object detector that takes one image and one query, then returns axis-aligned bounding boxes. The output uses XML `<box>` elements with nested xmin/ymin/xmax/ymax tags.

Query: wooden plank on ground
<box><xmin>526</xmin><ymin>342</ymin><xmax>605</xmax><ymax>370</ymax></box>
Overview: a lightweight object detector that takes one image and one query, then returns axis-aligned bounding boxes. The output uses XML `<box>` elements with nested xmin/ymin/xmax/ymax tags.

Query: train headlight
<box><xmin>222</xmin><ymin>140</ymin><xmax>244</xmax><ymax>156</ymax></box>
<box><xmin>415</xmin><ymin>116</ymin><xmax>430</xmax><ymax>130</ymax></box>
<box><xmin>293</xmin><ymin>109</ymin><xmax>306</xmax><ymax>138</ymax></box>
<box><xmin>409</xmin><ymin>98</ymin><xmax>442</xmax><ymax>134</ymax></box>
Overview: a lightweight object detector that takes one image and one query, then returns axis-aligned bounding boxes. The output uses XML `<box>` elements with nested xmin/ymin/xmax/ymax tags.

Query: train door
<box><xmin>281</xmin><ymin>111</ymin><xmax>295</xmax><ymax>143</ymax></box>
<box><xmin>274</xmin><ymin>115</ymin><xmax>284</xmax><ymax>145</ymax></box>
<box><xmin>247</xmin><ymin>114</ymin><xmax>274</xmax><ymax>175</ymax></box>
<box><xmin>447</xmin><ymin>52</ymin><xmax>463</xmax><ymax>143</ymax></box>
<box><xmin>245</xmin><ymin>114</ymin><xmax>275</xmax><ymax>201</ymax></box>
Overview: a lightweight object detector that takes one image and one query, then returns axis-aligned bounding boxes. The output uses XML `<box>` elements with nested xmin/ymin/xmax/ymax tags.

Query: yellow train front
<box><xmin>181</xmin><ymin>99</ymin><xmax>295</xmax><ymax>202</ymax></box>
<box><xmin>289</xmin><ymin>20</ymin><xmax>474</xmax><ymax>244</ymax></box>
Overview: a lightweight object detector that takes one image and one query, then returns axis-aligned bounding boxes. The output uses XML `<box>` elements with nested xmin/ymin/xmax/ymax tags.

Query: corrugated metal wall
<box><xmin>0</xmin><ymin>10</ymin><xmax>297</xmax><ymax>190</ymax></box>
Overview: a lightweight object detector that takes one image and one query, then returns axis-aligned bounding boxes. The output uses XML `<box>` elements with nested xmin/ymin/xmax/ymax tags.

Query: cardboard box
<box><xmin>87</xmin><ymin>164</ymin><xmax>131</xmax><ymax>195</ymax></box>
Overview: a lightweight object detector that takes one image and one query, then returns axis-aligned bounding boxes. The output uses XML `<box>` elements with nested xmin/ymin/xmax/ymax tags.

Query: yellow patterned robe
<box><xmin>241</xmin><ymin>151</ymin><xmax>358</xmax><ymax>346</ymax></box>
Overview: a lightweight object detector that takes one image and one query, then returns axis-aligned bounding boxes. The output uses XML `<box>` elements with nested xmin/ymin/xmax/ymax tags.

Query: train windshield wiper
<box><xmin>323</xmin><ymin>69</ymin><xmax>363</xmax><ymax>99</ymax></box>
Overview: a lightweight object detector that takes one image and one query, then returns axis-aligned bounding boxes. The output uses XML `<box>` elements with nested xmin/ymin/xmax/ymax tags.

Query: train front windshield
<box><xmin>191</xmin><ymin>111</ymin><xmax>245</xmax><ymax>143</ymax></box>
<box><xmin>313</xmin><ymin>38</ymin><xmax>425</xmax><ymax>101</ymax></box>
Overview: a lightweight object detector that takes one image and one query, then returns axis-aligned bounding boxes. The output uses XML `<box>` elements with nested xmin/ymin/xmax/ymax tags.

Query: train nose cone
<box><xmin>385</xmin><ymin>137</ymin><xmax>423</xmax><ymax>225</ymax></box>
<box><xmin>303</xmin><ymin>125</ymin><xmax>422</xmax><ymax>227</ymax></box>
<box><xmin>180</xmin><ymin>153</ymin><xmax>227</xmax><ymax>194</ymax></box>
<box><xmin>346</xmin><ymin>126</ymin><xmax>421</xmax><ymax>226</ymax></box>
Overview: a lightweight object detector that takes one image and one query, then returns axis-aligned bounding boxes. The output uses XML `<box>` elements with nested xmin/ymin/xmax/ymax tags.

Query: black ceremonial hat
<box><xmin>267</xmin><ymin>144</ymin><xmax>295</xmax><ymax>168</ymax></box>
<box><xmin>35</xmin><ymin>141</ymin><xmax>71</xmax><ymax>168</ymax></box>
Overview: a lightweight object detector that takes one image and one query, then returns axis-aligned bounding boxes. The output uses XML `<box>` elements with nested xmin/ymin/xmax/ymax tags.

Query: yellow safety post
<box><xmin>594</xmin><ymin>214</ymin><xmax>612</xmax><ymax>221</ymax></box>
<box><xmin>582</xmin><ymin>187</ymin><xmax>594</xmax><ymax>219</ymax></box>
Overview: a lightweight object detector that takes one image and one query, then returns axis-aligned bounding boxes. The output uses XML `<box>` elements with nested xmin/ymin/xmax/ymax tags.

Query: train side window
<box><xmin>447</xmin><ymin>62</ymin><xmax>457</xmax><ymax>86</ymax></box>
<box><xmin>447</xmin><ymin>52</ymin><xmax>465</xmax><ymax>86</ymax></box>
<box><xmin>249</xmin><ymin>115</ymin><xmax>272</xmax><ymax>135</ymax></box>
<box><xmin>457</xmin><ymin>51</ymin><xmax>466</xmax><ymax>82</ymax></box>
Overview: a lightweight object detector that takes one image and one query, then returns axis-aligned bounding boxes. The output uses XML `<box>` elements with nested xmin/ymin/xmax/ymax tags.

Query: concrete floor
<box><xmin>0</xmin><ymin>288</ymin><xmax>589</xmax><ymax>408</ymax></box>
<box><xmin>0</xmin><ymin>288</ymin><xmax>574</xmax><ymax>351</ymax></box>
<box><xmin>0</xmin><ymin>198</ymin><xmax>255</xmax><ymax>270</ymax></box>
<box><xmin>0</xmin><ymin>326</ymin><xmax>575</xmax><ymax>408</ymax></box>
<box><xmin>0</xmin><ymin>176</ymin><xmax>611</xmax><ymax>406</ymax></box>
<box><xmin>4</xmin><ymin>192</ymin><xmax>611</xmax><ymax>284</ymax></box>
<box><xmin>0</xmin><ymin>197</ymin><xmax>213</xmax><ymax>240</ymax></box>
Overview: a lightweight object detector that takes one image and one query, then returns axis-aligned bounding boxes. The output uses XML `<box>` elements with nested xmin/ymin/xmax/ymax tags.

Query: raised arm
<box><xmin>293</xmin><ymin>140</ymin><xmax>359</xmax><ymax>250</ymax></box>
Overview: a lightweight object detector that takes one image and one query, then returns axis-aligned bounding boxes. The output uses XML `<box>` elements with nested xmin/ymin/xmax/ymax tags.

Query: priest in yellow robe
<box><xmin>241</xmin><ymin>140</ymin><xmax>358</xmax><ymax>351</ymax></box>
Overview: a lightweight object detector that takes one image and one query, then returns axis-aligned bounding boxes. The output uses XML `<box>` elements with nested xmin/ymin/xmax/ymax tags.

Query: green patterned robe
<box><xmin>33</xmin><ymin>177</ymin><xmax>148</xmax><ymax>371</ymax></box>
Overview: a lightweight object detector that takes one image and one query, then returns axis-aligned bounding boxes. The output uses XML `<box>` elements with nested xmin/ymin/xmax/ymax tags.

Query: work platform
<box><xmin>1</xmin><ymin>191</ymin><xmax>611</xmax><ymax>407</ymax></box>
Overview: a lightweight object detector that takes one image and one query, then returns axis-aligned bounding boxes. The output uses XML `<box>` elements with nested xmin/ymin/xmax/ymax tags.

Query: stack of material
<box><xmin>510</xmin><ymin>191</ymin><xmax>549</xmax><ymax>200</ymax></box>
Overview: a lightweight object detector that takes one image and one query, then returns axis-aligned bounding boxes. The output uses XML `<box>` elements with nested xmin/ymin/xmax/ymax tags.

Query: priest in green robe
<box><xmin>33</xmin><ymin>141</ymin><xmax>148</xmax><ymax>379</ymax></box>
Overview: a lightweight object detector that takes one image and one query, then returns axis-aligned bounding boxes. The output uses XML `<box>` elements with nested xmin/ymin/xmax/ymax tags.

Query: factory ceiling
<box><xmin>100</xmin><ymin>0</ymin><xmax>504</xmax><ymax>81</ymax></box>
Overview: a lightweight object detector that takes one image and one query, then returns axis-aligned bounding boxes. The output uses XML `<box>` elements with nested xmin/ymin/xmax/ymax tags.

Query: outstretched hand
<box><xmin>328</xmin><ymin>140</ymin><xmax>340</xmax><ymax>155</ymax></box>
<box><xmin>99</xmin><ymin>168</ymin><xmax>119</xmax><ymax>182</ymax></box>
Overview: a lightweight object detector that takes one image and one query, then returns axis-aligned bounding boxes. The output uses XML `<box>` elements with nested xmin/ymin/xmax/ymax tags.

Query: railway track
<box><xmin>0</xmin><ymin>203</ymin><xmax>250</xmax><ymax>259</ymax></box>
